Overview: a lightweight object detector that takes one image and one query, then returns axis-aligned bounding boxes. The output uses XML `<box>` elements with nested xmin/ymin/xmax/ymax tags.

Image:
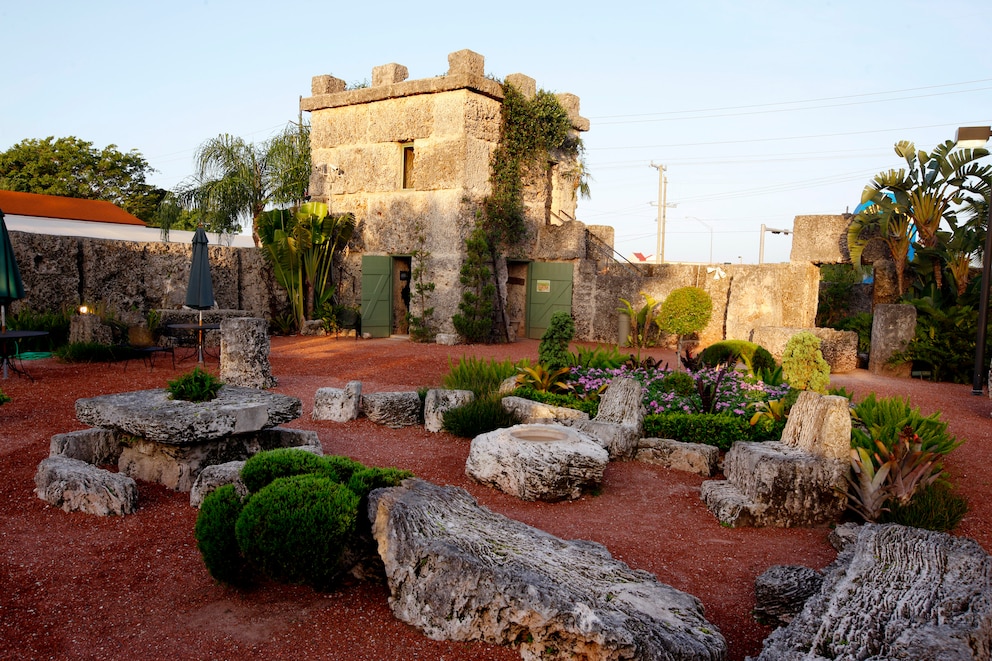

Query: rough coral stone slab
<box><xmin>465</xmin><ymin>424</ymin><xmax>608</xmax><ymax>501</ymax></box>
<box><xmin>50</xmin><ymin>428</ymin><xmax>123</xmax><ymax>465</ymax></box>
<box><xmin>636</xmin><ymin>438</ymin><xmax>719</xmax><ymax>476</ymax></box>
<box><xmin>34</xmin><ymin>456</ymin><xmax>138</xmax><ymax>516</ymax></box>
<box><xmin>369</xmin><ymin>479</ymin><xmax>727</xmax><ymax>661</ymax></box>
<box><xmin>500</xmin><ymin>396</ymin><xmax>590</xmax><ymax>424</ymax></box>
<box><xmin>361</xmin><ymin>391</ymin><xmax>421</xmax><ymax>428</ymax></box>
<box><xmin>752</xmin><ymin>524</ymin><xmax>992</xmax><ymax>660</ymax></box>
<box><xmin>312</xmin><ymin>381</ymin><xmax>362</xmax><ymax>422</ymax></box>
<box><xmin>75</xmin><ymin>386</ymin><xmax>301</xmax><ymax>444</ymax></box>
<box><xmin>119</xmin><ymin>427</ymin><xmax>321</xmax><ymax>492</ymax></box>
<box><xmin>423</xmin><ymin>388</ymin><xmax>474</xmax><ymax>433</ymax></box>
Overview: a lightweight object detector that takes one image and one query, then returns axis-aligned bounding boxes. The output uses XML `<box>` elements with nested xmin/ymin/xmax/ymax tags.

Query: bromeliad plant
<box><xmin>515</xmin><ymin>364</ymin><xmax>573</xmax><ymax>394</ymax></box>
<box><xmin>844</xmin><ymin>426</ymin><xmax>943</xmax><ymax>523</ymax></box>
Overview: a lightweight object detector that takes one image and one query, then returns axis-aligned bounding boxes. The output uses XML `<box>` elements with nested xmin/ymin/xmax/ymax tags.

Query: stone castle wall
<box><xmin>8</xmin><ymin>231</ymin><xmax>287</xmax><ymax>324</ymax></box>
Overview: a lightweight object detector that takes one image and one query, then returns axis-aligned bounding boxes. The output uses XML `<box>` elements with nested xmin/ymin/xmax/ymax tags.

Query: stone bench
<box><xmin>700</xmin><ymin>390</ymin><xmax>850</xmax><ymax>527</ymax></box>
<box><xmin>635</xmin><ymin>438</ymin><xmax>719</xmax><ymax>476</ymax></box>
<box><xmin>362</xmin><ymin>391</ymin><xmax>421</xmax><ymax>427</ymax></box>
<box><xmin>35</xmin><ymin>456</ymin><xmax>138</xmax><ymax>516</ymax></box>
<box><xmin>564</xmin><ymin>377</ymin><xmax>645</xmax><ymax>460</ymax></box>
<box><xmin>369</xmin><ymin>479</ymin><xmax>727</xmax><ymax>659</ymax></box>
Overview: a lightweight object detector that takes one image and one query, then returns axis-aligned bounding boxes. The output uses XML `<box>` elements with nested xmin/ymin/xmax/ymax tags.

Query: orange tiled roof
<box><xmin>0</xmin><ymin>190</ymin><xmax>147</xmax><ymax>226</ymax></box>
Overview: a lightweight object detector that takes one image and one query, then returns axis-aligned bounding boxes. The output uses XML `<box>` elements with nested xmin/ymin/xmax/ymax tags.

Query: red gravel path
<box><xmin>1</xmin><ymin>335</ymin><xmax>988</xmax><ymax>660</ymax></box>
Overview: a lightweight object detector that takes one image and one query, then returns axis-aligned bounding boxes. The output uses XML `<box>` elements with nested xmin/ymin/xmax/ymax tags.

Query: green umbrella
<box><xmin>0</xmin><ymin>208</ymin><xmax>25</xmax><ymax>333</ymax></box>
<box><xmin>184</xmin><ymin>225</ymin><xmax>215</xmax><ymax>362</ymax></box>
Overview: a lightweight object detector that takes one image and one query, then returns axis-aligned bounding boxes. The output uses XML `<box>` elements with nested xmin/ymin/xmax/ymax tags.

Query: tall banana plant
<box><xmin>258</xmin><ymin>202</ymin><xmax>355</xmax><ymax>330</ymax></box>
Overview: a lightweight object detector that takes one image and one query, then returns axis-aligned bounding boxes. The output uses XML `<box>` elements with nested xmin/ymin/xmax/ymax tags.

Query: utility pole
<box><xmin>650</xmin><ymin>163</ymin><xmax>674</xmax><ymax>263</ymax></box>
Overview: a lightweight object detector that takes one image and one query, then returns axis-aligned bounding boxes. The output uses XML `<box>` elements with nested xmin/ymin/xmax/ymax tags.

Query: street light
<box><xmin>955</xmin><ymin>125</ymin><xmax>992</xmax><ymax>395</ymax></box>
<box><xmin>758</xmin><ymin>224</ymin><xmax>792</xmax><ymax>264</ymax></box>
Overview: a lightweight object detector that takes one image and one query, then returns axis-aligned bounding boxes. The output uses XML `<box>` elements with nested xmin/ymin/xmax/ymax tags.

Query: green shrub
<box><xmin>644</xmin><ymin>412</ymin><xmax>770</xmax><ymax>450</ymax></box>
<box><xmin>241</xmin><ymin>449</ymin><xmax>352</xmax><ymax>493</ymax></box>
<box><xmin>0</xmin><ymin>389</ymin><xmax>9</xmax><ymax>405</ymax></box>
<box><xmin>167</xmin><ymin>366</ymin><xmax>223</xmax><ymax>402</ymax></box>
<box><xmin>512</xmin><ymin>386</ymin><xmax>599</xmax><ymax>416</ymax></box>
<box><xmin>452</xmin><ymin>226</ymin><xmax>496</xmax><ymax>344</ymax></box>
<box><xmin>194</xmin><ymin>485</ymin><xmax>249</xmax><ymax>585</ymax></box>
<box><xmin>345</xmin><ymin>466</ymin><xmax>414</xmax><ymax>500</ymax></box>
<box><xmin>235</xmin><ymin>475</ymin><xmax>359</xmax><ymax>590</ymax></box>
<box><xmin>442</xmin><ymin>396</ymin><xmax>521</xmax><ymax>438</ymax></box>
<box><xmin>660</xmin><ymin>371</ymin><xmax>696</xmax><ymax>396</ymax></box>
<box><xmin>442</xmin><ymin>355</ymin><xmax>519</xmax><ymax>398</ymax></box>
<box><xmin>851</xmin><ymin>393</ymin><xmax>960</xmax><ymax>456</ymax></box>
<box><xmin>879</xmin><ymin>480</ymin><xmax>968</xmax><ymax>532</ymax></box>
<box><xmin>54</xmin><ymin>342</ymin><xmax>122</xmax><ymax>363</ymax></box>
<box><xmin>699</xmin><ymin>340</ymin><xmax>776</xmax><ymax>376</ymax></box>
<box><xmin>656</xmin><ymin>287</ymin><xmax>713</xmax><ymax>341</ymax></box>
<box><xmin>538</xmin><ymin>312</ymin><xmax>575</xmax><ymax>371</ymax></box>
<box><xmin>781</xmin><ymin>332</ymin><xmax>830</xmax><ymax>393</ymax></box>
<box><xmin>832</xmin><ymin>312</ymin><xmax>872</xmax><ymax>354</ymax></box>
<box><xmin>10</xmin><ymin>306</ymin><xmax>72</xmax><ymax>349</ymax></box>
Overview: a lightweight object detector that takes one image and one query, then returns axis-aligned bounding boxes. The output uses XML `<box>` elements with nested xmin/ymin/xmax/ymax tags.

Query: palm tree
<box><xmin>849</xmin><ymin>139</ymin><xmax>991</xmax><ymax>294</ymax></box>
<box><xmin>182</xmin><ymin>121</ymin><xmax>311</xmax><ymax>246</ymax></box>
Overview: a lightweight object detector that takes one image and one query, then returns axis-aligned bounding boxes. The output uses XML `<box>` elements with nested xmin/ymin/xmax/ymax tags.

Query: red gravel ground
<box><xmin>1</xmin><ymin>335</ymin><xmax>989</xmax><ymax>660</ymax></box>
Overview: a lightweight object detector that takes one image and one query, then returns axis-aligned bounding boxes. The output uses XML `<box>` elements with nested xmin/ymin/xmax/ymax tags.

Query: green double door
<box><xmin>526</xmin><ymin>262</ymin><xmax>573</xmax><ymax>339</ymax></box>
<box><xmin>362</xmin><ymin>255</ymin><xmax>573</xmax><ymax>339</ymax></box>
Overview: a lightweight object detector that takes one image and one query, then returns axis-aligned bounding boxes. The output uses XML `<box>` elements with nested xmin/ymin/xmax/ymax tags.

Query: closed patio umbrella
<box><xmin>185</xmin><ymin>225</ymin><xmax>215</xmax><ymax>362</ymax></box>
<box><xmin>0</xmin><ymin>209</ymin><xmax>25</xmax><ymax>334</ymax></box>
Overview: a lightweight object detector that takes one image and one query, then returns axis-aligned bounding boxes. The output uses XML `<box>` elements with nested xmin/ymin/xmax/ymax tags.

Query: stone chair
<box><xmin>563</xmin><ymin>376</ymin><xmax>645</xmax><ymax>460</ymax></box>
<box><xmin>700</xmin><ymin>390</ymin><xmax>851</xmax><ymax>527</ymax></box>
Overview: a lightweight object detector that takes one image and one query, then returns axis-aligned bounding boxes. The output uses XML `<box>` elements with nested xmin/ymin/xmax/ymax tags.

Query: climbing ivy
<box><xmin>482</xmin><ymin>83</ymin><xmax>582</xmax><ymax>250</ymax></box>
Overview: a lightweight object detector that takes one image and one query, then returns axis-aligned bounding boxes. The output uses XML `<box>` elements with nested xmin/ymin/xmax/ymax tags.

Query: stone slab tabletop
<box><xmin>75</xmin><ymin>386</ymin><xmax>302</xmax><ymax>445</ymax></box>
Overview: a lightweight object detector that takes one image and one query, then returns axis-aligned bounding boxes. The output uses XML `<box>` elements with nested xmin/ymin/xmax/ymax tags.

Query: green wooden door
<box><xmin>527</xmin><ymin>262</ymin><xmax>573</xmax><ymax>339</ymax></box>
<box><xmin>361</xmin><ymin>255</ymin><xmax>392</xmax><ymax>338</ymax></box>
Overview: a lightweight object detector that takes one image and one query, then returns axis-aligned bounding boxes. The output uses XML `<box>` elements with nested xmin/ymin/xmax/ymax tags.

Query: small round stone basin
<box><xmin>509</xmin><ymin>425</ymin><xmax>570</xmax><ymax>442</ymax></box>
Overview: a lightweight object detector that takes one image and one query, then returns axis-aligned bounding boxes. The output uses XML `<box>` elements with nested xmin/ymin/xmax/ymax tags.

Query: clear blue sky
<box><xmin>3</xmin><ymin>0</ymin><xmax>991</xmax><ymax>264</ymax></box>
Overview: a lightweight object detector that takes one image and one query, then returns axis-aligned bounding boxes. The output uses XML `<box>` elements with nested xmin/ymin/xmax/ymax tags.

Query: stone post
<box><xmin>69</xmin><ymin>314</ymin><xmax>113</xmax><ymax>345</ymax></box>
<box><xmin>868</xmin><ymin>304</ymin><xmax>916</xmax><ymax>377</ymax></box>
<box><xmin>219</xmin><ymin>317</ymin><xmax>276</xmax><ymax>389</ymax></box>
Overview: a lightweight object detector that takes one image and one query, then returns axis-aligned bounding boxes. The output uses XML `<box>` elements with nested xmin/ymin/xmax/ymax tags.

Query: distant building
<box><xmin>302</xmin><ymin>49</ymin><xmax>610</xmax><ymax>339</ymax></box>
<box><xmin>0</xmin><ymin>190</ymin><xmax>253</xmax><ymax>247</ymax></box>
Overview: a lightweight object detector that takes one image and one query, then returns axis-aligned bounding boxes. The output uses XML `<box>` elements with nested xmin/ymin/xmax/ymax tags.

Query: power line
<box><xmin>589</xmin><ymin>79</ymin><xmax>992</xmax><ymax>123</ymax></box>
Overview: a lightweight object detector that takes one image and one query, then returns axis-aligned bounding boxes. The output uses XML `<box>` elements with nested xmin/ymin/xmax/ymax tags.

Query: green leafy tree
<box><xmin>848</xmin><ymin>139</ymin><xmax>992</xmax><ymax>295</ymax></box>
<box><xmin>182</xmin><ymin>121</ymin><xmax>311</xmax><ymax>246</ymax></box>
<box><xmin>782</xmin><ymin>331</ymin><xmax>830</xmax><ymax>393</ymax></box>
<box><xmin>656</xmin><ymin>286</ymin><xmax>713</xmax><ymax>358</ymax></box>
<box><xmin>258</xmin><ymin>202</ymin><xmax>355</xmax><ymax>330</ymax></box>
<box><xmin>0</xmin><ymin>136</ymin><xmax>164</xmax><ymax>221</ymax></box>
<box><xmin>452</xmin><ymin>226</ymin><xmax>496</xmax><ymax>343</ymax></box>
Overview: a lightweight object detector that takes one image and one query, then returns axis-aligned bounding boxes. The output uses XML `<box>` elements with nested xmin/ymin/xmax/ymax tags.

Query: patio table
<box><xmin>0</xmin><ymin>330</ymin><xmax>49</xmax><ymax>379</ymax></box>
<box><xmin>167</xmin><ymin>323</ymin><xmax>220</xmax><ymax>363</ymax></box>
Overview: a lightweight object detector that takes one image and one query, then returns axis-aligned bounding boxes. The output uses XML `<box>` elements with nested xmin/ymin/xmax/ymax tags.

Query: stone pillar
<box><xmin>868</xmin><ymin>304</ymin><xmax>916</xmax><ymax>377</ymax></box>
<box><xmin>69</xmin><ymin>314</ymin><xmax>113</xmax><ymax>345</ymax></box>
<box><xmin>219</xmin><ymin>317</ymin><xmax>276</xmax><ymax>389</ymax></box>
<box><xmin>871</xmin><ymin>259</ymin><xmax>901</xmax><ymax>305</ymax></box>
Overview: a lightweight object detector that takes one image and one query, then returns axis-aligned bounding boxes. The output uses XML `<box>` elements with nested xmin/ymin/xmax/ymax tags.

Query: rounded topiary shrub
<box><xmin>195</xmin><ymin>484</ymin><xmax>248</xmax><ymax>586</ymax></box>
<box><xmin>661</xmin><ymin>371</ymin><xmax>696</xmax><ymax>396</ymax></box>
<box><xmin>700</xmin><ymin>340</ymin><xmax>776</xmax><ymax>376</ymax></box>
<box><xmin>346</xmin><ymin>466</ymin><xmax>414</xmax><ymax>500</ymax></box>
<box><xmin>782</xmin><ymin>331</ymin><xmax>830</xmax><ymax>393</ymax></box>
<box><xmin>657</xmin><ymin>287</ymin><xmax>713</xmax><ymax>341</ymax></box>
<box><xmin>241</xmin><ymin>448</ymin><xmax>340</xmax><ymax>493</ymax></box>
<box><xmin>235</xmin><ymin>475</ymin><xmax>360</xmax><ymax>590</ymax></box>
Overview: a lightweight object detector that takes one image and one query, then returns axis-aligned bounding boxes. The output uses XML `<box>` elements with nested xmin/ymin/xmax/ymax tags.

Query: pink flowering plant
<box><xmin>569</xmin><ymin>364</ymin><xmax>790</xmax><ymax>417</ymax></box>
